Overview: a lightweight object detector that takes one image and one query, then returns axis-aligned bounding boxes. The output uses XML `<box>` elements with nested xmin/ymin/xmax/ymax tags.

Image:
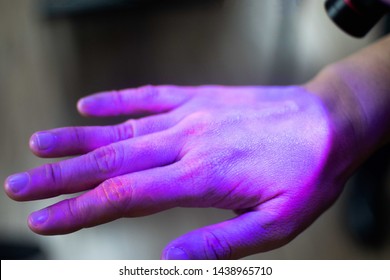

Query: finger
<box><xmin>78</xmin><ymin>85</ymin><xmax>193</xmax><ymax>117</ymax></box>
<box><xmin>29</xmin><ymin>124</ymin><xmax>133</xmax><ymax>158</ymax></box>
<box><xmin>29</xmin><ymin>113</ymin><xmax>178</xmax><ymax>158</ymax></box>
<box><xmin>162</xmin><ymin>198</ymin><xmax>295</xmax><ymax>260</ymax></box>
<box><xmin>5</xmin><ymin>130</ymin><xmax>181</xmax><ymax>201</ymax></box>
<box><xmin>27</xmin><ymin>163</ymin><xmax>193</xmax><ymax>235</ymax></box>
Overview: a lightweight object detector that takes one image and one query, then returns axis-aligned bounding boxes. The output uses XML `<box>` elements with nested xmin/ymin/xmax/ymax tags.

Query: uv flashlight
<box><xmin>325</xmin><ymin>0</ymin><xmax>390</xmax><ymax>37</ymax></box>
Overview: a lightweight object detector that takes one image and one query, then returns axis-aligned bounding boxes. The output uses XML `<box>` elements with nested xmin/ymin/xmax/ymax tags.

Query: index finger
<box><xmin>78</xmin><ymin>85</ymin><xmax>194</xmax><ymax>117</ymax></box>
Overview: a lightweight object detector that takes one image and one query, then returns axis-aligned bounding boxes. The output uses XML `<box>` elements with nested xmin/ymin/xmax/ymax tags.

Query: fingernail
<box><xmin>31</xmin><ymin>132</ymin><xmax>55</xmax><ymax>151</ymax></box>
<box><xmin>5</xmin><ymin>172</ymin><xmax>30</xmax><ymax>194</ymax></box>
<box><xmin>77</xmin><ymin>97</ymin><xmax>93</xmax><ymax>111</ymax></box>
<box><xmin>164</xmin><ymin>247</ymin><xmax>190</xmax><ymax>260</ymax></box>
<box><xmin>29</xmin><ymin>209</ymin><xmax>49</xmax><ymax>227</ymax></box>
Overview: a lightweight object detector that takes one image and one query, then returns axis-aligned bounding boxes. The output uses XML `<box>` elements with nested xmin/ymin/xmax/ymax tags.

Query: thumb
<box><xmin>161</xmin><ymin>207</ymin><xmax>296</xmax><ymax>260</ymax></box>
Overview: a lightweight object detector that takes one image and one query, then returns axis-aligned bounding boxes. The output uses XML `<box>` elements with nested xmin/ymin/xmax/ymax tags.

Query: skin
<box><xmin>4</xmin><ymin>35</ymin><xmax>390</xmax><ymax>260</ymax></box>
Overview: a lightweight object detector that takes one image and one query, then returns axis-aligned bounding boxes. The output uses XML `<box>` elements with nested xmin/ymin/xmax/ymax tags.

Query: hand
<box><xmin>4</xmin><ymin>85</ymin><xmax>351</xmax><ymax>259</ymax></box>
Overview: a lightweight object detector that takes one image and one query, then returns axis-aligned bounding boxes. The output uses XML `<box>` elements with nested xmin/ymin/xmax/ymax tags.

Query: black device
<box><xmin>325</xmin><ymin>0</ymin><xmax>390</xmax><ymax>37</ymax></box>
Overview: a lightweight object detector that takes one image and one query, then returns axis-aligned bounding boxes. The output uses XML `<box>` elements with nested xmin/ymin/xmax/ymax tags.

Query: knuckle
<box><xmin>44</xmin><ymin>163</ymin><xmax>63</xmax><ymax>188</ymax></box>
<box><xmin>180</xmin><ymin>111</ymin><xmax>214</xmax><ymax>137</ymax></box>
<box><xmin>187</xmin><ymin>154</ymin><xmax>215</xmax><ymax>177</ymax></box>
<box><xmin>112</xmin><ymin>90</ymin><xmax>125</xmax><ymax>109</ymax></box>
<box><xmin>177</xmin><ymin>158</ymin><xmax>216</xmax><ymax>205</ymax></box>
<box><xmin>66</xmin><ymin>199</ymin><xmax>79</xmax><ymax>219</ymax></box>
<box><xmin>138</xmin><ymin>85</ymin><xmax>159</xmax><ymax>101</ymax></box>
<box><xmin>71</xmin><ymin>127</ymin><xmax>85</xmax><ymax>145</ymax></box>
<box><xmin>64</xmin><ymin>197</ymin><xmax>97</xmax><ymax>230</ymax></box>
<box><xmin>183</xmin><ymin>157</ymin><xmax>208</xmax><ymax>179</ymax></box>
<box><xmin>99</xmin><ymin>177</ymin><xmax>133</xmax><ymax>213</ymax></box>
<box><xmin>177</xmin><ymin>159</ymin><xmax>200</xmax><ymax>181</ymax></box>
<box><xmin>63</xmin><ymin>197</ymin><xmax>93</xmax><ymax>231</ymax></box>
<box><xmin>203</xmin><ymin>230</ymin><xmax>232</xmax><ymax>260</ymax></box>
<box><xmin>114</xmin><ymin>120</ymin><xmax>135</xmax><ymax>141</ymax></box>
<box><xmin>92</xmin><ymin>145</ymin><xmax>124</xmax><ymax>174</ymax></box>
<box><xmin>185</xmin><ymin>111</ymin><xmax>212</xmax><ymax>123</ymax></box>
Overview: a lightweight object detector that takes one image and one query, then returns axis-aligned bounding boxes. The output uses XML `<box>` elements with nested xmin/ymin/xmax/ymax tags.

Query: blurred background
<box><xmin>0</xmin><ymin>0</ymin><xmax>389</xmax><ymax>259</ymax></box>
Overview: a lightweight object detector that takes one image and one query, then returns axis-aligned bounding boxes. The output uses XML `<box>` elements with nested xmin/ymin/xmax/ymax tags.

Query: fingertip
<box><xmin>4</xmin><ymin>178</ymin><xmax>16</xmax><ymax>200</ymax></box>
<box><xmin>29</xmin><ymin>133</ymin><xmax>39</xmax><ymax>152</ymax></box>
<box><xmin>28</xmin><ymin>208</ymin><xmax>50</xmax><ymax>234</ymax></box>
<box><xmin>78</xmin><ymin>95</ymin><xmax>109</xmax><ymax>117</ymax></box>
<box><xmin>77</xmin><ymin>97</ymin><xmax>91</xmax><ymax>116</ymax></box>
<box><xmin>29</xmin><ymin>132</ymin><xmax>56</xmax><ymax>156</ymax></box>
<box><xmin>162</xmin><ymin>230</ymin><xmax>221</xmax><ymax>260</ymax></box>
<box><xmin>162</xmin><ymin>247</ymin><xmax>190</xmax><ymax>260</ymax></box>
<box><xmin>4</xmin><ymin>172</ymin><xmax>30</xmax><ymax>201</ymax></box>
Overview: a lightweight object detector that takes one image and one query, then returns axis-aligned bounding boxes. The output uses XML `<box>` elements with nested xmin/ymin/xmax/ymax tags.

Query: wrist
<box><xmin>304</xmin><ymin>64</ymin><xmax>369</xmax><ymax>179</ymax></box>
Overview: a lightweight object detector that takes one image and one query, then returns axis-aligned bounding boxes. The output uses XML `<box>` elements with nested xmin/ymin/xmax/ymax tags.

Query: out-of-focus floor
<box><xmin>1</xmin><ymin>0</ymin><xmax>389</xmax><ymax>259</ymax></box>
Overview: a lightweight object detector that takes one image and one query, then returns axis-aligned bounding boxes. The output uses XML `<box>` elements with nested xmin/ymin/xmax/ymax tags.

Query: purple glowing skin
<box><xmin>5</xmin><ymin>34</ymin><xmax>390</xmax><ymax>260</ymax></box>
<box><xmin>4</xmin><ymin>85</ymin><xmax>342</xmax><ymax>259</ymax></box>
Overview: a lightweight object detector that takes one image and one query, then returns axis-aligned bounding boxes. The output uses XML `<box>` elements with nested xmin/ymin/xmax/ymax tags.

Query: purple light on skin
<box><xmin>164</xmin><ymin>248</ymin><xmax>190</xmax><ymax>260</ymax></box>
<box><xmin>30</xmin><ymin>132</ymin><xmax>56</xmax><ymax>152</ymax></box>
<box><xmin>77</xmin><ymin>85</ymin><xmax>192</xmax><ymax>117</ymax></box>
<box><xmin>4</xmin><ymin>172</ymin><xmax>30</xmax><ymax>197</ymax></box>
<box><xmin>5</xmin><ymin>84</ymin><xmax>342</xmax><ymax>259</ymax></box>
<box><xmin>29</xmin><ymin>208</ymin><xmax>49</xmax><ymax>228</ymax></box>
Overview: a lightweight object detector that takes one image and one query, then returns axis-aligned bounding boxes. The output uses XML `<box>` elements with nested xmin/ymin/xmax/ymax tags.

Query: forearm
<box><xmin>306</xmin><ymin>35</ymin><xmax>390</xmax><ymax>170</ymax></box>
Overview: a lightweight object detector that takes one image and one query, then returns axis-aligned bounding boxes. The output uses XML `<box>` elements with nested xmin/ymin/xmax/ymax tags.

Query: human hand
<box><xmin>4</xmin><ymin>85</ymin><xmax>353</xmax><ymax>259</ymax></box>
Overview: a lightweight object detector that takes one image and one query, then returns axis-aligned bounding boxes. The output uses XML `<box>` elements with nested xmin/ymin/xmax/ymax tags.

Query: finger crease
<box><xmin>205</xmin><ymin>231</ymin><xmax>232</xmax><ymax>260</ymax></box>
<box><xmin>66</xmin><ymin>198</ymin><xmax>82</xmax><ymax>227</ymax></box>
<box><xmin>112</xmin><ymin>90</ymin><xmax>126</xmax><ymax>114</ymax></box>
<box><xmin>45</xmin><ymin>163</ymin><xmax>63</xmax><ymax>191</ymax></box>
